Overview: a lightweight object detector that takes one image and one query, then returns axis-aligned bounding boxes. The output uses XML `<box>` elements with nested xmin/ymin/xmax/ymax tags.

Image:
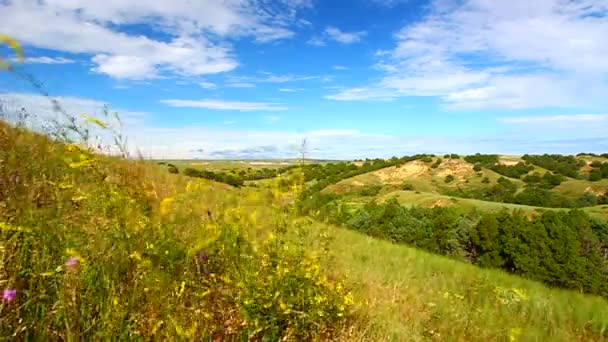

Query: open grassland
<box><xmin>157</xmin><ymin>159</ymin><xmax>301</xmax><ymax>171</ymax></box>
<box><xmin>554</xmin><ymin>178</ymin><xmax>608</xmax><ymax>197</ymax></box>
<box><xmin>325</xmin><ymin>158</ymin><xmax>527</xmax><ymax>195</ymax></box>
<box><xmin>329</xmin><ymin>226</ymin><xmax>608</xmax><ymax>341</ymax></box>
<box><xmin>2</xmin><ymin>120</ymin><xmax>608</xmax><ymax>340</ymax></box>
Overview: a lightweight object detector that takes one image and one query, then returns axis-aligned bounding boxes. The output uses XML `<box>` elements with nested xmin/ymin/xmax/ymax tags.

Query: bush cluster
<box><xmin>522</xmin><ymin>154</ymin><xmax>585</xmax><ymax>178</ymax></box>
<box><xmin>464</xmin><ymin>154</ymin><xmax>533</xmax><ymax>179</ymax></box>
<box><xmin>299</xmin><ymin>193</ymin><xmax>608</xmax><ymax>298</ymax></box>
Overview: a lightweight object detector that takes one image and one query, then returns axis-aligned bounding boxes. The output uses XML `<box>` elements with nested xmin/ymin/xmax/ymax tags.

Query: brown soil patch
<box><xmin>585</xmin><ymin>186</ymin><xmax>607</xmax><ymax>196</ymax></box>
<box><xmin>498</xmin><ymin>156</ymin><xmax>522</xmax><ymax>166</ymax></box>
<box><xmin>432</xmin><ymin>199</ymin><xmax>452</xmax><ymax>207</ymax></box>
<box><xmin>435</xmin><ymin>159</ymin><xmax>474</xmax><ymax>178</ymax></box>
<box><xmin>580</xmin><ymin>163</ymin><xmax>594</xmax><ymax>173</ymax></box>
<box><xmin>374</xmin><ymin>161</ymin><xmax>430</xmax><ymax>184</ymax></box>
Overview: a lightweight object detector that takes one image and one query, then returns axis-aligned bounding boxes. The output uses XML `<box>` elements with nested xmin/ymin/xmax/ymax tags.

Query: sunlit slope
<box><xmin>328</xmin><ymin>225</ymin><xmax>608</xmax><ymax>341</ymax></box>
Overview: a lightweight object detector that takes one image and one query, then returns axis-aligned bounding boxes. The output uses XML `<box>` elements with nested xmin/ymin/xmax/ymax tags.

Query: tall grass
<box><xmin>0</xmin><ymin>119</ymin><xmax>354</xmax><ymax>340</ymax></box>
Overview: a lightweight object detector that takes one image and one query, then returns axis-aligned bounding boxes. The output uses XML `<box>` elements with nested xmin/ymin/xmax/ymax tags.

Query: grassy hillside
<box><xmin>0</xmin><ymin>121</ymin><xmax>353</xmax><ymax>340</ymax></box>
<box><xmin>2</xmin><ymin>121</ymin><xmax>608</xmax><ymax>340</ymax></box>
<box><xmin>330</xmin><ymin>227</ymin><xmax>608</xmax><ymax>341</ymax></box>
<box><xmin>323</xmin><ymin>156</ymin><xmax>608</xmax><ymax>220</ymax></box>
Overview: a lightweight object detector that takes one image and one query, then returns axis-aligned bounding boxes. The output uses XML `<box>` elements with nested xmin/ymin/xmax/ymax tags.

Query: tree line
<box><xmin>297</xmin><ymin>193</ymin><xmax>608</xmax><ymax>298</ymax></box>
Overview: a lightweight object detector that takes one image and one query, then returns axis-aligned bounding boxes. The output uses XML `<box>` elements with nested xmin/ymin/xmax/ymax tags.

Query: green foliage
<box><xmin>307</xmin><ymin>191</ymin><xmax>608</xmax><ymax>298</ymax></box>
<box><xmin>299</xmin><ymin>154</ymin><xmax>436</xmax><ymax>197</ymax></box>
<box><xmin>588</xmin><ymin>162</ymin><xmax>608</xmax><ymax>181</ymax></box>
<box><xmin>182</xmin><ymin>167</ymin><xmax>244</xmax><ymax>187</ymax></box>
<box><xmin>357</xmin><ymin>185</ymin><xmax>383</xmax><ymax>196</ymax></box>
<box><xmin>431</xmin><ymin>158</ymin><xmax>442</xmax><ymax>169</ymax></box>
<box><xmin>464</xmin><ymin>154</ymin><xmax>533</xmax><ymax>179</ymax></box>
<box><xmin>522</xmin><ymin>171</ymin><xmax>564</xmax><ymax>188</ymax></box>
<box><xmin>444</xmin><ymin>174</ymin><xmax>455</xmax><ymax>183</ymax></box>
<box><xmin>401</xmin><ymin>183</ymin><xmax>415</xmax><ymax>191</ymax></box>
<box><xmin>167</xmin><ymin>163</ymin><xmax>179</xmax><ymax>174</ymax></box>
<box><xmin>464</xmin><ymin>153</ymin><xmax>499</xmax><ymax>165</ymax></box>
<box><xmin>491</xmin><ymin>162</ymin><xmax>534</xmax><ymax>179</ymax></box>
<box><xmin>522</xmin><ymin>154</ymin><xmax>584</xmax><ymax>178</ymax></box>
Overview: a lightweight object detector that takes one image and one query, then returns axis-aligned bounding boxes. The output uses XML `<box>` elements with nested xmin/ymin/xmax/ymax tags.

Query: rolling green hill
<box><xmin>322</xmin><ymin>156</ymin><xmax>608</xmax><ymax>220</ymax></box>
<box><xmin>2</xmin><ymin>121</ymin><xmax>608</xmax><ymax>340</ymax></box>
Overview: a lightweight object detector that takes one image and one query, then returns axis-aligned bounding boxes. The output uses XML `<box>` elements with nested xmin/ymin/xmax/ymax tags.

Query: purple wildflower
<box><xmin>198</xmin><ymin>251</ymin><xmax>208</xmax><ymax>263</ymax></box>
<box><xmin>65</xmin><ymin>256</ymin><xmax>79</xmax><ymax>268</ymax></box>
<box><xmin>2</xmin><ymin>288</ymin><xmax>16</xmax><ymax>303</ymax></box>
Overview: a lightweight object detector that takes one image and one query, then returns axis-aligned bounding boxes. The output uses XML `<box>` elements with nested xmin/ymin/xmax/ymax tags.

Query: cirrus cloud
<box><xmin>326</xmin><ymin>0</ymin><xmax>608</xmax><ymax>110</ymax></box>
<box><xmin>0</xmin><ymin>0</ymin><xmax>312</xmax><ymax>80</ymax></box>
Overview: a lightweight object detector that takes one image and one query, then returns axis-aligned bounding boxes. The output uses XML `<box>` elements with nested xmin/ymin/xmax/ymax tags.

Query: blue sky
<box><xmin>0</xmin><ymin>0</ymin><xmax>607</xmax><ymax>159</ymax></box>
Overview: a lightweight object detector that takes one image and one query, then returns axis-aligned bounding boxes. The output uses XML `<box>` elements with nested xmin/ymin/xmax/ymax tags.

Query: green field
<box><xmin>3</xmin><ymin>120</ymin><xmax>608</xmax><ymax>340</ymax></box>
<box><xmin>331</xmin><ymin>226</ymin><xmax>608</xmax><ymax>341</ymax></box>
<box><xmin>157</xmin><ymin>159</ymin><xmax>302</xmax><ymax>171</ymax></box>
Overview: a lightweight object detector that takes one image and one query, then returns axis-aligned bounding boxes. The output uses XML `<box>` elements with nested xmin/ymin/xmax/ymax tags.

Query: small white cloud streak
<box><xmin>160</xmin><ymin>99</ymin><xmax>288</xmax><ymax>111</ymax></box>
<box><xmin>22</xmin><ymin>56</ymin><xmax>75</xmax><ymax>64</ymax></box>
<box><xmin>498</xmin><ymin>113</ymin><xmax>608</xmax><ymax>124</ymax></box>
<box><xmin>324</xmin><ymin>26</ymin><xmax>367</xmax><ymax>44</ymax></box>
<box><xmin>199</xmin><ymin>81</ymin><xmax>217</xmax><ymax>89</ymax></box>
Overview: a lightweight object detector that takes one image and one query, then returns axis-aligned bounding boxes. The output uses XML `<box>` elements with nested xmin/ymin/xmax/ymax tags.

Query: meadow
<box><xmin>2</xmin><ymin>115</ymin><xmax>608</xmax><ymax>341</ymax></box>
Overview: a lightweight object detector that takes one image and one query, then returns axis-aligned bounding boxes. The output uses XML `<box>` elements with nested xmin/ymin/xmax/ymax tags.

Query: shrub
<box><xmin>473</xmin><ymin>163</ymin><xmax>482</xmax><ymax>172</ymax></box>
<box><xmin>167</xmin><ymin>164</ymin><xmax>179</xmax><ymax>174</ymax></box>
<box><xmin>589</xmin><ymin>169</ymin><xmax>602</xmax><ymax>181</ymax></box>
<box><xmin>444</xmin><ymin>174</ymin><xmax>455</xmax><ymax>183</ymax></box>
<box><xmin>482</xmin><ymin>177</ymin><xmax>490</xmax><ymax>184</ymax></box>
<box><xmin>402</xmin><ymin>183</ymin><xmax>415</xmax><ymax>191</ymax></box>
<box><xmin>591</xmin><ymin>160</ymin><xmax>603</xmax><ymax>168</ymax></box>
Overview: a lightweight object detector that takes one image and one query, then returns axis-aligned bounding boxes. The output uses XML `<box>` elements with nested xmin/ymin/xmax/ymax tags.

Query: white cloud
<box><xmin>160</xmin><ymin>99</ymin><xmax>288</xmax><ymax>111</ymax></box>
<box><xmin>4</xmin><ymin>91</ymin><xmax>608</xmax><ymax>159</ymax></box>
<box><xmin>306</xmin><ymin>37</ymin><xmax>326</xmax><ymax>46</ymax></box>
<box><xmin>324</xmin><ymin>26</ymin><xmax>367</xmax><ymax>44</ymax></box>
<box><xmin>92</xmin><ymin>55</ymin><xmax>159</xmax><ymax>80</ymax></box>
<box><xmin>332</xmin><ymin>65</ymin><xmax>349</xmax><ymax>70</ymax></box>
<box><xmin>225</xmin><ymin>73</ymin><xmax>324</xmax><ymax>88</ymax></box>
<box><xmin>22</xmin><ymin>56</ymin><xmax>75</xmax><ymax>64</ymax></box>
<box><xmin>199</xmin><ymin>81</ymin><xmax>217</xmax><ymax>89</ymax></box>
<box><xmin>226</xmin><ymin>82</ymin><xmax>256</xmax><ymax>88</ymax></box>
<box><xmin>326</xmin><ymin>0</ymin><xmax>608</xmax><ymax>110</ymax></box>
<box><xmin>0</xmin><ymin>0</ymin><xmax>311</xmax><ymax>79</ymax></box>
<box><xmin>498</xmin><ymin>113</ymin><xmax>608</xmax><ymax>124</ymax></box>
<box><xmin>308</xmin><ymin>26</ymin><xmax>367</xmax><ymax>46</ymax></box>
<box><xmin>324</xmin><ymin>87</ymin><xmax>395</xmax><ymax>101</ymax></box>
<box><xmin>279</xmin><ymin>88</ymin><xmax>306</xmax><ymax>92</ymax></box>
